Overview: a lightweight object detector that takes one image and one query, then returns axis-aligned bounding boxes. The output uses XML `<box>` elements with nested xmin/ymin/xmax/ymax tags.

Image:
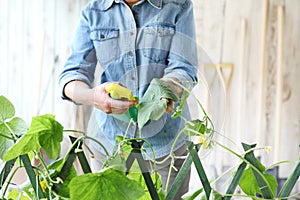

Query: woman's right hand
<box><xmin>92</xmin><ymin>83</ymin><xmax>137</xmax><ymax>114</ymax></box>
<box><xmin>64</xmin><ymin>81</ymin><xmax>136</xmax><ymax>114</ymax></box>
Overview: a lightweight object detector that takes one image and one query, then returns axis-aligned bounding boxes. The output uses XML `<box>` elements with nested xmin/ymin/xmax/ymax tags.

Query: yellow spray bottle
<box><xmin>105</xmin><ymin>83</ymin><xmax>138</xmax><ymax>122</ymax></box>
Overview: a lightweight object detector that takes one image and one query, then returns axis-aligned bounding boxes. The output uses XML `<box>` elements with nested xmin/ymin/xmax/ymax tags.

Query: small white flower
<box><xmin>265</xmin><ymin>146</ymin><xmax>272</xmax><ymax>153</ymax></box>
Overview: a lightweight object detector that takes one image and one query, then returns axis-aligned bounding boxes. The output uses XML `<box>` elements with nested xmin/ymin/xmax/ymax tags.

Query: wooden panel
<box><xmin>0</xmin><ymin>0</ymin><xmax>9</xmax><ymax>95</ymax></box>
<box><xmin>279</xmin><ymin>0</ymin><xmax>300</xmax><ymax>179</ymax></box>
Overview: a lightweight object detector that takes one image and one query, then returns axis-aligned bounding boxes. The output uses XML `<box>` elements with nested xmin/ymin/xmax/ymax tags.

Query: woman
<box><xmin>59</xmin><ymin>0</ymin><xmax>198</xmax><ymax>198</ymax></box>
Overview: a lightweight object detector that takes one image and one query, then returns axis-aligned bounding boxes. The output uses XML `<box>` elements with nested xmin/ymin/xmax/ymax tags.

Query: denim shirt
<box><xmin>59</xmin><ymin>0</ymin><xmax>198</xmax><ymax>158</ymax></box>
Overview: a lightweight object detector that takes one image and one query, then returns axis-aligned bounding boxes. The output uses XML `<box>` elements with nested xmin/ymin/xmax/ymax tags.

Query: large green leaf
<box><xmin>37</xmin><ymin>115</ymin><xmax>63</xmax><ymax>159</ymax></box>
<box><xmin>239</xmin><ymin>167</ymin><xmax>278</xmax><ymax>197</ymax></box>
<box><xmin>0</xmin><ymin>95</ymin><xmax>15</xmax><ymax>123</ymax></box>
<box><xmin>4</xmin><ymin>131</ymin><xmax>41</xmax><ymax>161</ymax></box>
<box><xmin>4</xmin><ymin>114</ymin><xmax>63</xmax><ymax>161</ymax></box>
<box><xmin>137</xmin><ymin>78</ymin><xmax>178</xmax><ymax>129</ymax></box>
<box><xmin>239</xmin><ymin>167</ymin><xmax>260</xmax><ymax>196</ymax></box>
<box><xmin>69</xmin><ymin>167</ymin><xmax>145</xmax><ymax>200</ymax></box>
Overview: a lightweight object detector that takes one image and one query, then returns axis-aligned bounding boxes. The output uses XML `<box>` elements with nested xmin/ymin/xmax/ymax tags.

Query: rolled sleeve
<box><xmin>58</xmin><ymin>6</ymin><xmax>97</xmax><ymax>101</ymax></box>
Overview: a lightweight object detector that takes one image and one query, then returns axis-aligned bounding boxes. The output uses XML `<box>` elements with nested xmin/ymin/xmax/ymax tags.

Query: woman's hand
<box><xmin>161</xmin><ymin>97</ymin><xmax>174</xmax><ymax>114</ymax></box>
<box><xmin>93</xmin><ymin>83</ymin><xmax>137</xmax><ymax>114</ymax></box>
<box><xmin>64</xmin><ymin>81</ymin><xmax>136</xmax><ymax>114</ymax></box>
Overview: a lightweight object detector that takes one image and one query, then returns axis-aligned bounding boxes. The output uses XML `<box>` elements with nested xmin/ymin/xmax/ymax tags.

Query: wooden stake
<box><xmin>274</xmin><ymin>5</ymin><xmax>284</xmax><ymax>162</ymax></box>
<box><xmin>33</xmin><ymin>32</ymin><xmax>46</xmax><ymax>116</ymax></box>
<box><xmin>257</xmin><ymin>0</ymin><xmax>269</xmax><ymax>149</ymax></box>
<box><xmin>237</xmin><ymin>18</ymin><xmax>247</xmax><ymax>144</ymax></box>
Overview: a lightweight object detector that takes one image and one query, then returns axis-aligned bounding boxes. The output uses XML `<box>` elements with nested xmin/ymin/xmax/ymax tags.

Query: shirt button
<box><xmin>130</xmin><ymin>31</ymin><xmax>135</xmax><ymax>36</ymax></box>
<box><xmin>129</xmin><ymin>51</ymin><xmax>134</xmax><ymax>57</ymax></box>
<box><xmin>131</xmin><ymin>77</ymin><xmax>135</xmax><ymax>80</ymax></box>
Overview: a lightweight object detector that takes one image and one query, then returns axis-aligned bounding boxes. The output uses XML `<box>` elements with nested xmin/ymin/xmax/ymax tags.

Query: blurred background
<box><xmin>0</xmin><ymin>0</ymin><xmax>299</xmax><ymax>197</ymax></box>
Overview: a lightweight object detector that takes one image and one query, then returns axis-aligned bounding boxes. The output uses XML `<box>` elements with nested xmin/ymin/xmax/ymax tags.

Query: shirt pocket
<box><xmin>142</xmin><ymin>25</ymin><xmax>175</xmax><ymax>63</ymax></box>
<box><xmin>90</xmin><ymin>29</ymin><xmax>120</xmax><ymax>65</ymax></box>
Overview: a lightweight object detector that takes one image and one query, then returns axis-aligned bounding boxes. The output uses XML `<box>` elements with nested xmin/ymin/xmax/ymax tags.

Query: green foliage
<box><xmin>128</xmin><ymin>172</ymin><xmax>164</xmax><ymax>200</ymax></box>
<box><xmin>0</xmin><ymin>96</ymin><xmax>27</xmax><ymax>160</ymax></box>
<box><xmin>0</xmin><ymin>96</ymin><xmax>15</xmax><ymax>123</ymax></box>
<box><xmin>137</xmin><ymin>78</ymin><xmax>179</xmax><ymax>129</ymax></box>
<box><xmin>172</xmin><ymin>91</ymin><xmax>189</xmax><ymax>119</ymax></box>
<box><xmin>7</xmin><ymin>189</ymin><xmax>30</xmax><ymax>200</ymax></box>
<box><xmin>0</xmin><ymin>123</ymin><xmax>14</xmax><ymax>159</ymax></box>
<box><xmin>69</xmin><ymin>167</ymin><xmax>145</xmax><ymax>200</ymax></box>
<box><xmin>239</xmin><ymin>164</ymin><xmax>278</xmax><ymax>197</ymax></box>
<box><xmin>4</xmin><ymin>114</ymin><xmax>63</xmax><ymax>161</ymax></box>
<box><xmin>1</xmin><ymin>88</ymin><xmax>300</xmax><ymax>200</ymax></box>
<box><xmin>184</xmin><ymin>119</ymin><xmax>206</xmax><ymax>136</ymax></box>
<box><xmin>184</xmin><ymin>189</ymin><xmax>223</xmax><ymax>200</ymax></box>
<box><xmin>58</xmin><ymin>165</ymin><xmax>77</xmax><ymax>198</ymax></box>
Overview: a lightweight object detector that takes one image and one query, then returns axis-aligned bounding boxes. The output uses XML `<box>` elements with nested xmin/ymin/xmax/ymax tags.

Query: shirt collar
<box><xmin>98</xmin><ymin>0</ymin><xmax>162</xmax><ymax>11</ymax></box>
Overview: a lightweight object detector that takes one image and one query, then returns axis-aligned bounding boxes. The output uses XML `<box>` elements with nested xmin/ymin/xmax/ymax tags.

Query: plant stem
<box><xmin>84</xmin><ymin>136</ymin><xmax>110</xmax><ymax>156</ymax></box>
<box><xmin>63</xmin><ymin>129</ymin><xmax>86</xmax><ymax>135</ymax></box>
<box><xmin>1</xmin><ymin>165</ymin><xmax>21</xmax><ymax>198</ymax></box>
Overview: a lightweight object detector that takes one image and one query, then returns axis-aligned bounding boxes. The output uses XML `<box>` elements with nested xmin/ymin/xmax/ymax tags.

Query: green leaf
<box><xmin>172</xmin><ymin>91</ymin><xmax>189</xmax><ymax>119</ymax></box>
<box><xmin>37</xmin><ymin>117</ymin><xmax>63</xmax><ymax>159</ymax></box>
<box><xmin>128</xmin><ymin>172</ymin><xmax>163</xmax><ymax>200</ymax></box>
<box><xmin>211</xmin><ymin>190</ymin><xmax>223</xmax><ymax>200</ymax></box>
<box><xmin>239</xmin><ymin>167</ymin><xmax>261</xmax><ymax>196</ymax></box>
<box><xmin>182</xmin><ymin>188</ymin><xmax>204</xmax><ymax>200</ymax></box>
<box><xmin>69</xmin><ymin>168</ymin><xmax>145</xmax><ymax>200</ymax></box>
<box><xmin>0</xmin><ymin>96</ymin><xmax>15</xmax><ymax>123</ymax></box>
<box><xmin>48</xmin><ymin>158</ymin><xmax>66</xmax><ymax>173</ymax></box>
<box><xmin>263</xmin><ymin>173</ymin><xmax>278</xmax><ymax>196</ymax></box>
<box><xmin>239</xmin><ymin>167</ymin><xmax>278</xmax><ymax>197</ymax></box>
<box><xmin>0</xmin><ymin>123</ymin><xmax>14</xmax><ymax>159</ymax></box>
<box><xmin>137</xmin><ymin>78</ymin><xmax>179</xmax><ymax>129</ymax></box>
<box><xmin>0</xmin><ymin>117</ymin><xmax>27</xmax><ymax>160</ymax></box>
<box><xmin>137</xmin><ymin>101</ymin><xmax>166</xmax><ymax>129</ymax></box>
<box><xmin>7</xmin><ymin>117</ymin><xmax>28</xmax><ymax>137</ymax></box>
<box><xmin>4</xmin><ymin>131</ymin><xmax>41</xmax><ymax>161</ymax></box>
<box><xmin>4</xmin><ymin>114</ymin><xmax>63</xmax><ymax>161</ymax></box>
<box><xmin>184</xmin><ymin>119</ymin><xmax>206</xmax><ymax>136</ymax></box>
<box><xmin>7</xmin><ymin>189</ymin><xmax>30</xmax><ymax>200</ymax></box>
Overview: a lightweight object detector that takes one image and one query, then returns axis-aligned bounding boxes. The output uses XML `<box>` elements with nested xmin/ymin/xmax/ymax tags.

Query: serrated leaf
<box><xmin>31</xmin><ymin>114</ymin><xmax>63</xmax><ymax>159</ymax></box>
<box><xmin>69</xmin><ymin>167</ymin><xmax>145</xmax><ymax>200</ymax></box>
<box><xmin>0</xmin><ymin>96</ymin><xmax>15</xmax><ymax>123</ymax></box>
<box><xmin>4</xmin><ymin>114</ymin><xmax>63</xmax><ymax>161</ymax></box>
